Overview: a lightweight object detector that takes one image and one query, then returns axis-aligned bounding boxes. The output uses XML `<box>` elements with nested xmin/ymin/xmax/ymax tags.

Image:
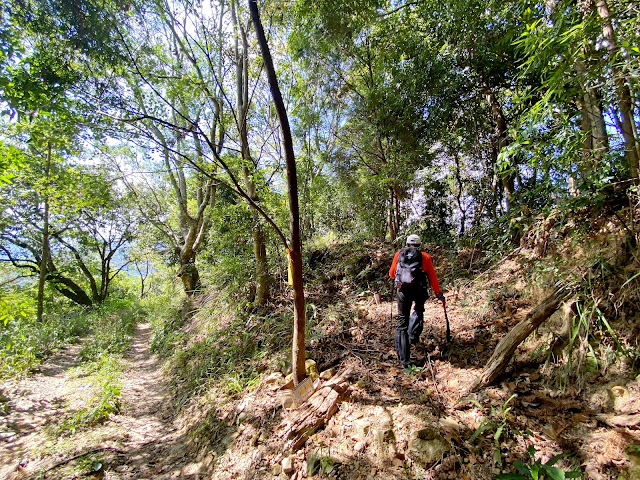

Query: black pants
<box><xmin>395</xmin><ymin>283</ymin><xmax>427</xmax><ymax>367</ymax></box>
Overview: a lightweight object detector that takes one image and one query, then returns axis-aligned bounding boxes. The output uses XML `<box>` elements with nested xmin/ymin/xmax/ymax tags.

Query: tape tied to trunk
<box><xmin>286</xmin><ymin>248</ymin><xmax>293</xmax><ymax>286</ymax></box>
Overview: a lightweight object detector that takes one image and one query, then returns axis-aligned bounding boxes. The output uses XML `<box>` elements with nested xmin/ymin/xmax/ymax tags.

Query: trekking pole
<box><xmin>443</xmin><ymin>301</ymin><xmax>451</xmax><ymax>343</ymax></box>
<box><xmin>389</xmin><ymin>279</ymin><xmax>394</xmax><ymax>324</ymax></box>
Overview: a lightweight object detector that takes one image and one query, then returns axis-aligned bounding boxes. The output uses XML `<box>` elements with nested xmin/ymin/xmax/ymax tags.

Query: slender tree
<box><xmin>36</xmin><ymin>143</ymin><xmax>51</xmax><ymax>321</ymax></box>
<box><xmin>248</xmin><ymin>0</ymin><xmax>306</xmax><ymax>384</ymax></box>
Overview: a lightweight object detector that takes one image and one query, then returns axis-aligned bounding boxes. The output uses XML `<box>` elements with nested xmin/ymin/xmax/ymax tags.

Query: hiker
<box><xmin>389</xmin><ymin>234</ymin><xmax>445</xmax><ymax>368</ymax></box>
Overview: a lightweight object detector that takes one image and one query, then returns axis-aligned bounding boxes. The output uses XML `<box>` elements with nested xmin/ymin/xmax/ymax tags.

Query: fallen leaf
<box><xmin>572</xmin><ymin>413</ymin><xmax>589</xmax><ymax>423</ymax></box>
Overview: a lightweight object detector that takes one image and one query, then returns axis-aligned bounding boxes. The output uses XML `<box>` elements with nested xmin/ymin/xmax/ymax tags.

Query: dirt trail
<box><xmin>0</xmin><ymin>323</ymin><xmax>201</xmax><ymax>480</ymax></box>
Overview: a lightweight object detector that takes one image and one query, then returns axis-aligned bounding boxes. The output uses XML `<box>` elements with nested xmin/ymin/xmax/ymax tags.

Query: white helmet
<box><xmin>406</xmin><ymin>234</ymin><xmax>422</xmax><ymax>246</ymax></box>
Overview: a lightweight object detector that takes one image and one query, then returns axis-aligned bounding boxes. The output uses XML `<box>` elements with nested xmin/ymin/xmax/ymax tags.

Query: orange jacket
<box><xmin>389</xmin><ymin>249</ymin><xmax>441</xmax><ymax>294</ymax></box>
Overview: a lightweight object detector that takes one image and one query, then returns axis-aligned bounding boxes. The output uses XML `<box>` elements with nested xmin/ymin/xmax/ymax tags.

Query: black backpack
<box><xmin>395</xmin><ymin>247</ymin><xmax>425</xmax><ymax>286</ymax></box>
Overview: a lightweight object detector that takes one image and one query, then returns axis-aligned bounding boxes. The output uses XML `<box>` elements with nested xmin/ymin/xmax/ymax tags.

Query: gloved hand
<box><xmin>436</xmin><ymin>292</ymin><xmax>445</xmax><ymax>302</ymax></box>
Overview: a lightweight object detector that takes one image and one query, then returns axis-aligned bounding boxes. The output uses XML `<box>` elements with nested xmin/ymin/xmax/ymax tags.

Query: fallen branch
<box><xmin>338</xmin><ymin>342</ymin><xmax>366</xmax><ymax>364</ymax></box>
<box><xmin>426</xmin><ymin>353</ymin><xmax>447</xmax><ymax>409</ymax></box>
<box><xmin>469</xmin><ymin>286</ymin><xmax>569</xmax><ymax>392</ymax></box>
<box><xmin>26</xmin><ymin>446</ymin><xmax>126</xmax><ymax>478</ymax></box>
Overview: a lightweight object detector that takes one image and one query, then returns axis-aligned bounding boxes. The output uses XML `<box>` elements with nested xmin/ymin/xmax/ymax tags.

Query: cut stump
<box><xmin>279</xmin><ymin>367</ymin><xmax>353</xmax><ymax>452</ymax></box>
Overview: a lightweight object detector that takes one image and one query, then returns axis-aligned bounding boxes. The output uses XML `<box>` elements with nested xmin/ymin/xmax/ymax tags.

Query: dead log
<box><xmin>470</xmin><ymin>287</ymin><xmax>569</xmax><ymax>392</ymax></box>
<box><xmin>279</xmin><ymin>367</ymin><xmax>353</xmax><ymax>452</ymax></box>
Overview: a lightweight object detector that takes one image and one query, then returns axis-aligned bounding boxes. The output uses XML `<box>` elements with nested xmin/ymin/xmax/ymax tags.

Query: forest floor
<box><xmin>1</xmin><ymin>254</ymin><xmax>640</xmax><ymax>479</ymax></box>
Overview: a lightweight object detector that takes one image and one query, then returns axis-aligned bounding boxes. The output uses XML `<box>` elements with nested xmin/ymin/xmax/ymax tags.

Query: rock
<box><xmin>271</xmin><ymin>464</ymin><xmax>282</xmax><ymax>475</ymax></box>
<box><xmin>181</xmin><ymin>463</ymin><xmax>201</xmax><ymax>476</ymax></box>
<box><xmin>237</xmin><ymin>412</ymin><xmax>248</xmax><ymax>424</ymax></box>
<box><xmin>439</xmin><ymin>416</ymin><xmax>463</xmax><ymax>434</ymax></box>
<box><xmin>406</xmin><ymin>427</ymin><xmax>450</xmax><ymax>467</ymax></box>
<box><xmin>584</xmin><ymin>466</ymin><xmax>606</xmax><ymax>480</ymax></box>
<box><xmin>609</xmin><ymin>385</ymin><xmax>629</xmax><ymax>412</ymax></box>
<box><xmin>265</xmin><ymin>372</ymin><xmax>283</xmax><ymax>384</ymax></box>
<box><xmin>282</xmin><ymin>456</ymin><xmax>293</xmax><ymax>474</ymax></box>
<box><xmin>319</xmin><ymin>368</ymin><xmax>336</xmax><ymax>380</ymax></box>
<box><xmin>353</xmin><ymin>418</ymin><xmax>371</xmax><ymax>442</ymax></box>
<box><xmin>354</xmin><ymin>441</ymin><xmax>366</xmax><ymax>452</ymax></box>
<box><xmin>306</xmin><ymin>359</ymin><xmax>319</xmax><ymax>380</ymax></box>
<box><xmin>372</xmin><ymin>427</ymin><xmax>397</xmax><ymax>463</ymax></box>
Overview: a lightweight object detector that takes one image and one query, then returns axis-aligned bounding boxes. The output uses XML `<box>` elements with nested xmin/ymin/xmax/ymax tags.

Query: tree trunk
<box><xmin>548</xmin><ymin>299</ymin><xmax>578</xmax><ymax>361</ymax></box>
<box><xmin>253</xmin><ymin>224</ymin><xmax>270</xmax><ymax>304</ymax></box>
<box><xmin>388</xmin><ymin>187</ymin><xmax>397</xmax><ymax>242</ymax></box>
<box><xmin>575</xmin><ymin>58</ymin><xmax>610</xmax><ymax>168</ymax></box>
<box><xmin>249</xmin><ymin>0</ymin><xmax>306</xmax><ymax>384</ymax></box>
<box><xmin>470</xmin><ymin>286</ymin><xmax>568</xmax><ymax>392</ymax></box>
<box><xmin>454</xmin><ymin>153</ymin><xmax>466</xmax><ymax>236</ymax></box>
<box><xmin>393</xmin><ymin>185</ymin><xmax>401</xmax><ymax>236</ymax></box>
<box><xmin>234</xmin><ymin>2</ymin><xmax>270</xmax><ymax>305</ymax></box>
<box><xmin>178</xmin><ymin>248</ymin><xmax>201</xmax><ymax>295</ymax></box>
<box><xmin>48</xmin><ymin>271</ymin><xmax>93</xmax><ymax>307</ymax></box>
<box><xmin>242</xmin><ymin>166</ymin><xmax>270</xmax><ymax>305</ymax></box>
<box><xmin>485</xmin><ymin>87</ymin><xmax>515</xmax><ymax>212</ymax></box>
<box><xmin>594</xmin><ymin>0</ymin><xmax>639</xmax><ymax>180</ymax></box>
<box><xmin>37</xmin><ymin>143</ymin><xmax>51</xmax><ymax>322</ymax></box>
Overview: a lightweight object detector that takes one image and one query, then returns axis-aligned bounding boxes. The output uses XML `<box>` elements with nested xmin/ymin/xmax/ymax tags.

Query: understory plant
<box><xmin>496</xmin><ymin>445</ymin><xmax>581</xmax><ymax>479</ymax></box>
<box><xmin>470</xmin><ymin>394</ymin><xmax>518</xmax><ymax>467</ymax></box>
<box><xmin>55</xmin><ymin>354</ymin><xmax>124</xmax><ymax>435</ymax></box>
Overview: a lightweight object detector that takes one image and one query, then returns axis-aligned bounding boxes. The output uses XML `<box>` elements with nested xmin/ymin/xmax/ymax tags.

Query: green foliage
<box><xmin>153</xmin><ymin>291</ymin><xmax>290</xmax><ymax>405</ymax></box>
<box><xmin>404</xmin><ymin>364</ymin><xmax>423</xmax><ymax>376</ymax></box>
<box><xmin>470</xmin><ymin>394</ymin><xmax>518</xmax><ymax>466</ymax></box>
<box><xmin>0</xmin><ymin>289</ymin><xmax>35</xmax><ymax>327</ymax></box>
<box><xmin>76</xmin><ymin>298</ymin><xmax>143</xmax><ymax>362</ymax></box>
<box><xmin>56</xmin><ymin>355</ymin><xmax>123</xmax><ymax>435</ymax></box>
<box><xmin>0</xmin><ymin>290</ymin><xmax>40</xmax><ymax>376</ymax></box>
<box><xmin>0</xmin><ymin>297</ymin><xmax>89</xmax><ymax>378</ymax></box>
<box><xmin>0</xmin><ymin>153</ymin><xmax>137</xmax><ymax>306</ymax></box>
<box><xmin>0</xmin><ymin>289</ymin><xmax>140</xmax><ymax>378</ymax></box>
<box><xmin>496</xmin><ymin>446</ymin><xmax>581</xmax><ymax>480</ymax></box>
<box><xmin>307</xmin><ymin>447</ymin><xmax>336</xmax><ymax>476</ymax></box>
<box><xmin>0</xmin><ymin>141</ymin><xmax>26</xmax><ymax>184</ymax></box>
